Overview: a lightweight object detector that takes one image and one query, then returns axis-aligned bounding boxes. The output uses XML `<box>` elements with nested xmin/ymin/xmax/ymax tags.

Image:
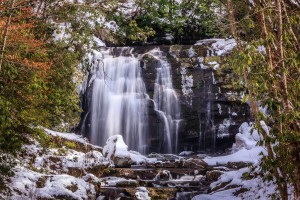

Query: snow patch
<box><xmin>45</xmin><ymin>129</ymin><xmax>89</xmax><ymax>145</ymax></box>
<box><xmin>129</xmin><ymin>150</ymin><xmax>157</xmax><ymax>164</ymax></box>
<box><xmin>195</xmin><ymin>38</ymin><xmax>237</xmax><ymax>56</ymax></box>
<box><xmin>135</xmin><ymin>187</ymin><xmax>151</xmax><ymax>200</ymax></box>
<box><xmin>181</xmin><ymin>67</ymin><xmax>193</xmax><ymax>105</ymax></box>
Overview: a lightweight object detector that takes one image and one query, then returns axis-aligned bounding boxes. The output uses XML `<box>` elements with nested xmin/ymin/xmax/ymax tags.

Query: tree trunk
<box><xmin>226</xmin><ymin>0</ymin><xmax>241</xmax><ymax>47</ymax></box>
<box><xmin>281</xmin><ymin>0</ymin><xmax>299</xmax><ymax>51</ymax></box>
<box><xmin>0</xmin><ymin>0</ymin><xmax>16</xmax><ymax>72</ymax></box>
<box><xmin>275</xmin><ymin>0</ymin><xmax>291</xmax><ymax>112</ymax></box>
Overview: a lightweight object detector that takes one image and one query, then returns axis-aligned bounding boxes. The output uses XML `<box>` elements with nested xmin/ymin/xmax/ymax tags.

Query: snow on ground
<box><xmin>3</xmin><ymin>129</ymin><xmax>112</xmax><ymax>199</ymax></box>
<box><xmin>44</xmin><ymin>128</ymin><xmax>89</xmax><ymax>145</ymax></box>
<box><xmin>9</xmin><ymin>167</ymin><xmax>97</xmax><ymax>200</ymax></box>
<box><xmin>192</xmin><ymin>188</ymin><xmax>241</xmax><ymax>200</ymax></box>
<box><xmin>193</xmin><ymin>122</ymin><xmax>277</xmax><ymax>200</ymax></box>
<box><xmin>205</xmin><ymin>122</ymin><xmax>265</xmax><ymax>166</ymax></box>
<box><xmin>204</xmin><ymin>147</ymin><xmax>265</xmax><ymax>166</ymax></box>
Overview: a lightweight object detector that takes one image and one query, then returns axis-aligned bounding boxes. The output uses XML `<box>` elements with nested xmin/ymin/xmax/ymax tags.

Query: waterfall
<box><xmin>153</xmin><ymin>59</ymin><xmax>181</xmax><ymax>153</ymax></box>
<box><xmin>86</xmin><ymin>47</ymin><xmax>181</xmax><ymax>154</ymax></box>
<box><xmin>90</xmin><ymin>54</ymin><xmax>149</xmax><ymax>154</ymax></box>
<box><xmin>81</xmin><ymin>46</ymin><xmax>246</xmax><ymax>155</ymax></box>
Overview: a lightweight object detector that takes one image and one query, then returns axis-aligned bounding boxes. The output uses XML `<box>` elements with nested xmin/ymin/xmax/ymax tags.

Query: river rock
<box><xmin>148</xmin><ymin>153</ymin><xmax>181</xmax><ymax>161</ymax></box>
<box><xmin>206</xmin><ymin>170</ymin><xmax>223</xmax><ymax>182</ymax></box>
<box><xmin>103</xmin><ymin>135</ymin><xmax>131</xmax><ymax>167</ymax></box>
<box><xmin>154</xmin><ymin>170</ymin><xmax>173</xmax><ymax>181</ymax></box>
<box><xmin>226</xmin><ymin>161</ymin><xmax>251</xmax><ymax>169</ymax></box>
<box><xmin>183</xmin><ymin>158</ymin><xmax>208</xmax><ymax>169</ymax></box>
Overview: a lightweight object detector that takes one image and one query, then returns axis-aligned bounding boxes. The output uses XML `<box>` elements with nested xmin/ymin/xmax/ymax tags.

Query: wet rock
<box><xmin>154</xmin><ymin>170</ymin><xmax>173</xmax><ymax>181</ymax></box>
<box><xmin>67</xmin><ymin>167</ymin><xmax>84</xmax><ymax>178</ymax></box>
<box><xmin>66</xmin><ymin>183</ymin><xmax>78</xmax><ymax>192</ymax></box>
<box><xmin>176</xmin><ymin>192</ymin><xmax>193</xmax><ymax>200</ymax></box>
<box><xmin>226</xmin><ymin>161</ymin><xmax>251</xmax><ymax>169</ymax></box>
<box><xmin>98</xmin><ymin>188</ymin><xmax>134</xmax><ymax>200</ymax></box>
<box><xmin>183</xmin><ymin>158</ymin><xmax>208</xmax><ymax>169</ymax></box>
<box><xmin>102</xmin><ymin>168</ymin><xmax>158</xmax><ymax>180</ymax></box>
<box><xmin>113</xmin><ymin>157</ymin><xmax>131</xmax><ymax>168</ymax></box>
<box><xmin>115</xmin><ymin>180</ymin><xmax>139</xmax><ymax>187</ymax></box>
<box><xmin>148</xmin><ymin>153</ymin><xmax>167</xmax><ymax>161</ymax></box>
<box><xmin>206</xmin><ymin>170</ymin><xmax>223</xmax><ymax>182</ymax></box>
<box><xmin>174</xmin><ymin>159</ymin><xmax>185</xmax><ymax>168</ymax></box>
<box><xmin>36</xmin><ymin>176</ymin><xmax>48</xmax><ymax>188</ymax></box>
<box><xmin>148</xmin><ymin>188</ymin><xmax>177</xmax><ymax>199</ymax></box>
<box><xmin>98</xmin><ymin>187</ymin><xmax>177</xmax><ymax>200</ymax></box>
<box><xmin>163</xmin><ymin>161</ymin><xmax>176</xmax><ymax>168</ymax></box>
<box><xmin>85</xmin><ymin>164</ymin><xmax>108</xmax><ymax>177</ymax></box>
<box><xmin>148</xmin><ymin>153</ymin><xmax>181</xmax><ymax>162</ymax></box>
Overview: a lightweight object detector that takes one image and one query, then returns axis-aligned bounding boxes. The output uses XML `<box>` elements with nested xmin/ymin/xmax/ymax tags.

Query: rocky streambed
<box><xmin>97</xmin><ymin>153</ymin><xmax>250</xmax><ymax>199</ymax></box>
<box><xmin>2</xmin><ymin>128</ymin><xmax>258</xmax><ymax>200</ymax></box>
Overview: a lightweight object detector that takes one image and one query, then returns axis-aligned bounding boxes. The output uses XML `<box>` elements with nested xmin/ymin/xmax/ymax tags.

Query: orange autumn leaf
<box><xmin>0</xmin><ymin>1</ymin><xmax>51</xmax><ymax>72</ymax></box>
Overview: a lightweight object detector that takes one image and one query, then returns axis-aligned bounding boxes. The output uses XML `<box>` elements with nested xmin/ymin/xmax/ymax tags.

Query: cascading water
<box><xmin>80</xmin><ymin>45</ymin><xmax>249</xmax><ymax>156</ymax></box>
<box><xmin>89</xmin><ymin>51</ymin><xmax>149</xmax><ymax>154</ymax></box>
<box><xmin>152</xmin><ymin>53</ymin><xmax>181</xmax><ymax>153</ymax></box>
<box><xmin>85</xmin><ymin>47</ymin><xmax>182</xmax><ymax>154</ymax></box>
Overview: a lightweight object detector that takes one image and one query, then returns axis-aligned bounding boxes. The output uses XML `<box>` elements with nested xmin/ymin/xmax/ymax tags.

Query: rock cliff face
<box><xmin>80</xmin><ymin>41</ymin><xmax>250</xmax><ymax>154</ymax></box>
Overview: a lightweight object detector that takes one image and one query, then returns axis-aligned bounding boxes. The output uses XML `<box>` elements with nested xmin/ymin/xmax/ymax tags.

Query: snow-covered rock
<box><xmin>135</xmin><ymin>187</ymin><xmax>151</xmax><ymax>200</ymax></box>
<box><xmin>9</xmin><ymin>167</ymin><xmax>97</xmax><ymax>200</ymax></box>
<box><xmin>195</xmin><ymin>38</ymin><xmax>237</xmax><ymax>56</ymax></box>
<box><xmin>103</xmin><ymin>135</ymin><xmax>132</xmax><ymax>167</ymax></box>
<box><xmin>129</xmin><ymin>150</ymin><xmax>157</xmax><ymax>165</ymax></box>
<box><xmin>179</xmin><ymin>151</ymin><xmax>194</xmax><ymax>156</ymax></box>
<box><xmin>193</xmin><ymin>121</ymin><xmax>277</xmax><ymax>200</ymax></box>
<box><xmin>45</xmin><ymin>129</ymin><xmax>89</xmax><ymax>144</ymax></box>
<box><xmin>154</xmin><ymin>170</ymin><xmax>173</xmax><ymax>181</ymax></box>
<box><xmin>232</xmin><ymin>122</ymin><xmax>261</xmax><ymax>151</ymax></box>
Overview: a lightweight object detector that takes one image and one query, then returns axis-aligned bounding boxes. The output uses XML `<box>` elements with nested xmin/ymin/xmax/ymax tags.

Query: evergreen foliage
<box><xmin>106</xmin><ymin>0</ymin><xmax>222</xmax><ymax>44</ymax></box>
<box><xmin>224</xmin><ymin>0</ymin><xmax>300</xmax><ymax>198</ymax></box>
<box><xmin>0</xmin><ymin>1</ymin><xmax>80</xmax><ymax>153</ymax></box>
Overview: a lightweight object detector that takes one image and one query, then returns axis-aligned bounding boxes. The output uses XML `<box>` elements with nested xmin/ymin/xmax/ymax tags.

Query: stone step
<box><xmin>98</xmin><ymin>186</ymin><xmax>209</xmax><ymax>200</ymax></box>
<box><xmin>101</xmin><ymin>167</ymin><xmax>207</xmax><ymax>180</ymax></box>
